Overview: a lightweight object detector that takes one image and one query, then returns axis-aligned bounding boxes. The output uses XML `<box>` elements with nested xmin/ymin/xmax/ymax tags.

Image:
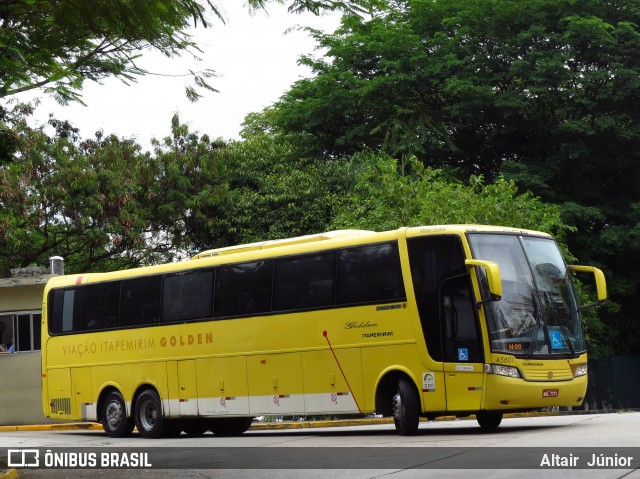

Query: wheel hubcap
<box><xmin>105</xmin><ymin>401</ymin><xmax>122</xmax><ymax>428</ymax></box>
<box><xmin>392</xmin><ymin>392</ymin><xmax>402</xmax><ymax>421</ymax></box>
<box><xmin>140</xmin><ymin>400</ymin><xmax>158</xmax><ymax>430</ymax></box>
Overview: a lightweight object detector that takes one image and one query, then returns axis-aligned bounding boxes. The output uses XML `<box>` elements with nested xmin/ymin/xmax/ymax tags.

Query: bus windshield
<box><xmin>468</xmin><ymin>234</ymin><xmax>585</xmax><ymax>357</ymax></box>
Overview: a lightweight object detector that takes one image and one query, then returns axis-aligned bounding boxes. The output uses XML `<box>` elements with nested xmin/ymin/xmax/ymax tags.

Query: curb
<box><xmin>0</xmin><ymin>469</ymin><xmax>18</xmax><ymax>479</ymax></box>
<box><xmin>0</xmin><ymin>423</ymin><xmax>103</xmax><ymax>433</ymax></box>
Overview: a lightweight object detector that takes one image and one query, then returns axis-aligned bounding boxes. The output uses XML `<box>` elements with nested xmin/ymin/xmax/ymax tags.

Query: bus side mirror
<box><xmin>568</xmin><ymin>265</ymin><xmax>607</xmax><ymax>303</ymax></box>
<box><xmin>465</xmin><ymin>259</ymin><xmax>502</xmax><ymax>302</ymax></box>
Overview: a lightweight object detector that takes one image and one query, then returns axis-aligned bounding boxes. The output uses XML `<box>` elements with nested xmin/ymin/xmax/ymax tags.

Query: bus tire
<box><xmin>208</xmin><ymin>417</ymin><xmax>253</xmax><ymax>436</ymax></box>
<box><xmin>134</xmin><ymin>389</ymin><xmax>165</xmax><ymax>439</ymax></box>
<box><xmin>101</xmin><ymin>391</ymin><xmax>133</xmax><ymax>438</ymax></box>
<box><xmin>392</xmin><ymin>377</ymin><xmax>420</xmax><ymax>436</ymax></box>
<box><xmin>476</xmin><ymin>411</ymin><xmax>503</xmax><ymax>430</ymax></box>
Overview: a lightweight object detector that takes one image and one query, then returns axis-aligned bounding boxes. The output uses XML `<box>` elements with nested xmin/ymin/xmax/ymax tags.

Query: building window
<box><xmin>0</xmin><ymin>312</ymin><xmax>41</xmax><ymax>352</ymax></box>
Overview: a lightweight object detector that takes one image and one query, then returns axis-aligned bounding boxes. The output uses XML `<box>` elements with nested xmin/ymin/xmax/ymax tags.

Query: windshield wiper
<box><xmin>526</xmin><ymin>291</ymin><xmax>542</xmax><ymax>358</ymax></box>
<box><xmin>558</xmin><ymin>325</ymin><xmax>575</xmax><ymax>356</ymax></box>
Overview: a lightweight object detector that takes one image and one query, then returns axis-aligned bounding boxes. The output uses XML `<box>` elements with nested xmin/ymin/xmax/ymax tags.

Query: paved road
<box><xmin>1</xmin><ymin>413</ymin><xmax>639</xmax><ymax>478</ymax></box>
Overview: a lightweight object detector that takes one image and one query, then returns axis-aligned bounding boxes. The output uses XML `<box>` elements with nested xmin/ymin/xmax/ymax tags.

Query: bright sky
<box><xmin>14</xmin><ymin>2</ymin><xmax>340</xmax><ymax>149</ymax></box>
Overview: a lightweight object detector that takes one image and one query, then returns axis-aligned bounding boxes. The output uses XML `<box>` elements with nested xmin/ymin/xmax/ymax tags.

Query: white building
<box><xmin>0</xmin><ymin>260</ymin><xmax>63</xmax><ymax>425</ymax></box>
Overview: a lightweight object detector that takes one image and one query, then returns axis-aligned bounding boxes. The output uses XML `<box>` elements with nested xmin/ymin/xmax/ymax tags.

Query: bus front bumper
<box><xmin>483</xmin><ymin>373</ymin><xmax>588</xmax><ymax>410</ymax></box>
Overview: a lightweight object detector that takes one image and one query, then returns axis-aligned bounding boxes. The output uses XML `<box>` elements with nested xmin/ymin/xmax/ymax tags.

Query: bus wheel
<box><xmin>135</xmin><ymin>389</ymin><xmax>165</xmax><ymax>439</ymax></box>
<box><xmin>102</xmin><ymin>391</ymin><xmax>133</xmax><ymax>438</ymax></box>
<box><xmin>208</xmin><ymin>417</ymin><xmax>253</xmax><ymax>436</ymax></box>
<box><xmin>182</xmin><ymin>420</ymin><xmax>208</xmax><ymax>437</ymax></box>
<box><xmin>476</xmin><ymin>411</ymin><xmax>503</xmax><ymax>430</ymax></box>
<box><xmin>392</xmin><ymin>377</ymin><xmax>420</xmax><ymax>436</ymax></box>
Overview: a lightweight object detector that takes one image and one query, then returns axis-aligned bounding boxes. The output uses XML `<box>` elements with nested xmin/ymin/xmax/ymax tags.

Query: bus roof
<box><xmin>192</xmin><ymin>225</ymin><xmax>552</xmax><ymax>261</ymax></box>
<box><xmin>191</xmin><ymin>230</ymin><xmax>377</xmax><ymax>260</ymax></box>
<box><xmin>44</xmin><ymin>225</ymin><xmax>553</xmax><ymax>290</ymax></box>
<box><xmin>405</xmin><ymin>224</ymin><xmax>553</xmax><ymax>239</ymax></box>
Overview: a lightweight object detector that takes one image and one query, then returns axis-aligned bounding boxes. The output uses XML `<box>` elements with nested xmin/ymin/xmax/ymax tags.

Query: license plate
<box><xmin>542</xmin><ymin>389</ymin><xmax>559</xmax><ymax>398</ymax></box>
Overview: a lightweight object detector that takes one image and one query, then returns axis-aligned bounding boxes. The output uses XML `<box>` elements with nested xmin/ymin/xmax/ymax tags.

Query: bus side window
<box><xmin>337</xmin><ymin>243</ymin><xmax>405</xmax><ymax>305</ymax></box>
<box><xmin>82</xmin><ymin>282</ymin><xmax>120</xmax><ymax>330</ymax></box>
<box><xmin>162</xmin><ymin>269</ymin><xmax>214</xmax><ymax>322</ymax></box>
<box><xmin>49</xmin><ymin>288</ymin><xmax>83</xmax><ymax>334</ymax></box>
<box><xmin>215</xmin><ymin>261</ymin><xmax>273</xmax><ymax>317</ymax></box>
<box><xmin>273</xmin><ymin>252</ymin><xmax>336</xmax><ymax>311</ymax></box>
<box><xmin>120</xmin><ymin>276</ymin><xmax>162</xmax><ymax>326</ymax></box>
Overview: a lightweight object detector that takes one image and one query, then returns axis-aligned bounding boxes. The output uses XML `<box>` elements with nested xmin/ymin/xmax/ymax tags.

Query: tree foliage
<box><xmin>0</xmin><ymin>110</ymin><xmax>355</xmax><ymax>274</ymax></box>
<box><xmin>152</xmin><ymin>117</ymin><xmax>357</xmax><ymax>252</ymax></box>
<box><xmin>0</xmin><ymin>0</ymin><xmax>383</xmax><ymax>272</ymax></box>
<box><xmin>0</xmin><ymin>0</ymin><xmax>218</xmax><ymax>103</ymax></box>
<box><xmin>260</xmin><ymin>0</ymin><xmax>640</xmax><ymax>354</ymax></box>
<box><xmin>330</xmin><ymin>152</ymin><xmax>571</xmax><ymax>236</ymax></box>
<box><xmin>0</xmin><ymin>0</ymin><xmax>378</xmax><ymax>104</ymax></box>
<box><xmin>270</xmin><ymin>0</ymin><xmax>640</xmax><ymax>179</ymax></box>
<box><xmin>0</xmin><ymin>103</ymin><xmax>169</xmax><ymax>274</ymax></box>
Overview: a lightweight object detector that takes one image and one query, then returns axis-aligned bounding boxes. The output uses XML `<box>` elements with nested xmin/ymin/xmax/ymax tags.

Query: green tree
<box><xmin>152</xmin><ymin>116</ymin><xmax>357</xmax><ymax>252</ymax></box>
<box><xmin>0</xmin><ymin>110</ymin><xmax>356</xmax><ymax>274</ymax></box>
<box><xmin>262</xmin><ymin>0</ymin><xmax>640</xmax><ymax>354</ymax></box>
<box><xmin>147</xmin><ymin>114</ymin><xmax>229</xmax><ymax>258</ymax></box>
<box><xmin>0</xmin><ymin>0</ymin><xmax>378</xmax><ymax>104</ymax></box>
<box><xmin>270</xmin><ymin>1</ymin><xmax>640</xmax><ymax>174</ymax></box>
<box><xmin>0</xmin><ymin>104</ymin><xmax>168</xmax><ymax>274</ymax></box>
<box><xmin>330</xmin><ymin>151</ymin><xmax>571</xmax><ymax>239</ymax></box>
<box><xmin>0</xmin><ymin>0</ymin><xmax>384</xmax><ymax>272</ymax></box>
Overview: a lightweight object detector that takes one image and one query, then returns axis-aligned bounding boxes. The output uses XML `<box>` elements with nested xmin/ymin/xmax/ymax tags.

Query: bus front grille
<box><xmin>521</xmin><ymin>368</ymin><xmax>572</xmax><ymax>381</ymax></box>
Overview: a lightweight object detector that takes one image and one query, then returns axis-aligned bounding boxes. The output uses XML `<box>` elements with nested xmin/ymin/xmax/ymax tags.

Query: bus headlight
<box><xmin>486</xmin><ymin>364</ymin><xmax>521</xmax><ymax>378</ymax></box>
<box><xmin>572</xmin><ymin>364</ymin><xmax>588</xmax><ymax>377</ymax></box>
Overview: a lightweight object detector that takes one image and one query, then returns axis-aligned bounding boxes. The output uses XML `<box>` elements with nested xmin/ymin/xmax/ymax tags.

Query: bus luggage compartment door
<box><xmin>177</xmin><ymin>360</ymin><xmax>199</xmax><ymax>415</ymax></box>
<box><xmin>71</xmin><ymin>367</ymin><xmax>94</xmax><ymax>420</ymax></box>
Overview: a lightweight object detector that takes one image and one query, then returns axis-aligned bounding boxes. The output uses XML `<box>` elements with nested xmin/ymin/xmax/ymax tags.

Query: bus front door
<box><xmin>441</xmin><ymin>276</ymin><xmax>484</xmax><ymax>411</ymax></box>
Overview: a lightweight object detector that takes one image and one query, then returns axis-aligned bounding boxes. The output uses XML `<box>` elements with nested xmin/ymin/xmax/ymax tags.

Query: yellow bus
<box><xmin>41</xmin><ymin>225</ymin><xmax>606</xmax><ymax>438</ymax></box>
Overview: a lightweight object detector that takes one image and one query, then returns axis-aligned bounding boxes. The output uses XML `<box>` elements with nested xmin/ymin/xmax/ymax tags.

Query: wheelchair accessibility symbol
<box><xmin>458</xmin><ymin>348</ymin><xmax>469</xmax><ymax>361</ymax></box>
<box><xmin>549</xmin><ymin>331</ymin><xmax>563</xmax><ymax>349</ymax></box>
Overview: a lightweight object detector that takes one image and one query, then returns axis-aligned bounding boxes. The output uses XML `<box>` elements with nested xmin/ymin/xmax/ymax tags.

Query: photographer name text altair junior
<box><xmin>540</xmin><ymin>453</ymin><xmax>634</xmax><ymax>468</ymax></box>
